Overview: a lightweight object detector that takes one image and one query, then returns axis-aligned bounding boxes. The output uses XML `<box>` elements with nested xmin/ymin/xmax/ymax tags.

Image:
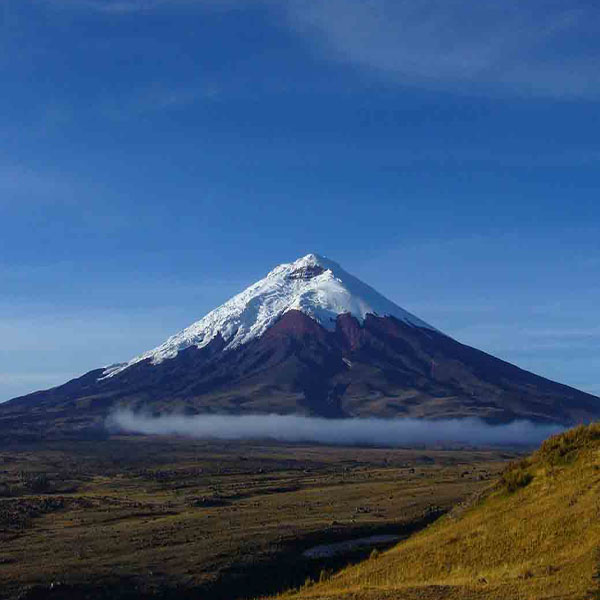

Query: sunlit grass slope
<box><xmin>277</xmin><ymin>423</ymin><xmax>600</xmax><ymax>600</ymax></box>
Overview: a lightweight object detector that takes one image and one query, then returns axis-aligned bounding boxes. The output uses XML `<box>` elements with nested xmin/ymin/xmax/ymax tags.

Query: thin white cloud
<box><xmin>65</xmin><ymin>0</ymin><xmax>157</xmax><ymax>11</ymax></box>
<box><xmin>522</xmin><ymin>327</ymin><xmax>600</xmax><ymax>339</ymax></box>
<box><xmin>44</xmin><ymin>0</ymin><xmax>251</xmax><ymax>13</ymax></box>
<box><xmin>0</xmin><ymin>372</ymin><xmax>75</xmax><ymax>386</ymax></box>
<box><xmin>0</xmin><ymin>165</ymin><xmax>76</xmax><ymax>204</ymax></box>
<box><xmin>110</xmin><ymin>410</ymin><xmax>565</xmax><ymax>446</ymax></box>
<box><xmin>38</xmin><ymin>1</ymin><xmax>600</xmax><ymax>98</ymax></box>
<box><xmin>97</xmin><ymin>84</ymin><xmax>220</xmax><ymax>120</ymax></box>
<box><xmin>0</xmin><ymin>372</ymin><xmax>78</xmax><ymax>403</ymax></box>
<box><xmin>449</xmin><ymin>323</ymin><xmax>600</xmax><ymax>354</ymax></box>
<box><xmin>285</xmin><ymin>0</ymin><xmax>600</xmax><ymax>98</ymax></box>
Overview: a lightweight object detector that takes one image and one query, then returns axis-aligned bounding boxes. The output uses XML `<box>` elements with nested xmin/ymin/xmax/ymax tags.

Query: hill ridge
<box><xmin>275</xmin><ymin>423</ymin><xmax>600</xmax><ymax>600</ymax></box>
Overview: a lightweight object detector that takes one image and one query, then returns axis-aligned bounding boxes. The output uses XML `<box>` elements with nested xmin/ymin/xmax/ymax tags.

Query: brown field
<box><xmin>0</xmin><ymin>436</ymin><xmax>511</xmax><ymax>599</ymax></box>
<box><xmin>272</xmin><ymin>423</ymin><xmax>600</xmax><ymax>600</ymax></box>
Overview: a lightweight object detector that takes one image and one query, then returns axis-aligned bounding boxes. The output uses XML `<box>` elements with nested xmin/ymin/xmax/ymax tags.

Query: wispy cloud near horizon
<box><xmin>109</xmin><ymin>410</ymin><xmax>565</xmax><ymax>447</ymax></box>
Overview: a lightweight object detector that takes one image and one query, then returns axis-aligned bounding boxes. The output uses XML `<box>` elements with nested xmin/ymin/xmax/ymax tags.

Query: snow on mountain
<box><xmin>102</xmin><ymin>253</ymin><xmax>437</xmax><ymax>378</ymax></box>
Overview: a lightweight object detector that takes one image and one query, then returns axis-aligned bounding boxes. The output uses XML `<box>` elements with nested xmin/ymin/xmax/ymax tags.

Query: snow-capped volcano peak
<box><xmin>102</xmin><ymin>253</ymin><xmax>436</xmax><ymax>378</ymax></box>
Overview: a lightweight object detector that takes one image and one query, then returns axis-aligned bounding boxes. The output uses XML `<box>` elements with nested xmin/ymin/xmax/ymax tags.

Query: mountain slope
<box><xmin>1</xmin><ymin>254</ymin><xmax>599</xmax><ymax>440</ymax></box>
<box><xmin>274</xmin><ymin>423</ymin><xmax>600</xmax><ymax>600</ymax></box>
<box><xmin>102</xmin><ymin>253</ymin><xmax>435</xmax><ymax>378</ymax></box>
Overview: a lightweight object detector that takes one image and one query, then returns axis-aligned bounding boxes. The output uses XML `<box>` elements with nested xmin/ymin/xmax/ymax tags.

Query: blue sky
<box><xmin>1</xmin><ymin>0</ymin><xmax>599</xmax><ymax>401</ymax></box>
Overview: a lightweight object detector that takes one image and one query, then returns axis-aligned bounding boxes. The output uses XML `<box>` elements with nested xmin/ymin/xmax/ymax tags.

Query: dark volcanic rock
<box><xmin>1</xmin><ymin>310</ymin><xmax>598</xmax><ymax>440</ymax></box>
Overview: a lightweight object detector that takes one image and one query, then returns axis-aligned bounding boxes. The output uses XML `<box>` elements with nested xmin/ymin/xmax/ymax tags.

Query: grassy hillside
<box><xmin>274</xmin><ymin>423</ymin><xmax>600</xmax><ymax>600</ymax></box>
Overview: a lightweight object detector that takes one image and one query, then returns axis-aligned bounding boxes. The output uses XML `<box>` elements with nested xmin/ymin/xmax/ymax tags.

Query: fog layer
<box><xmin>108</xmin><ymin>410</ymin><xmax>564</xmax><ymax>447</ymax></box>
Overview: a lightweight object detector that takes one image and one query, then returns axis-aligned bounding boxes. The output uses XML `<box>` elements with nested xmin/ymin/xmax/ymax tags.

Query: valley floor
<box><xmin>0</xmin><ymin>437</ymin><xmax>510</xmax><ymax>599</ymax></box>
<box><xmin>271</xmin><ymin>424</ymin><xmax>600</xmax><ymax>600</ymax></box>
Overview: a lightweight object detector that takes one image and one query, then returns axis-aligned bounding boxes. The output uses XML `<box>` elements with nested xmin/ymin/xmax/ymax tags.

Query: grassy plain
<box><xmin>274</xmin><ymin>424</ymin><xmax>600</xmax><ymax>600</ymax></box>
<box><xmin>0</xmin><ymin>436</ymin><xmax>510</xmax><ymax>599</ymax></box>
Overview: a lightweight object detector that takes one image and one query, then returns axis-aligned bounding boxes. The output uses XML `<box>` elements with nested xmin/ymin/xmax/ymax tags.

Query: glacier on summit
<box><xmin>102</xmin><ymin>253</ymin><xmax>436</xmax><ymax>378</ymax></box>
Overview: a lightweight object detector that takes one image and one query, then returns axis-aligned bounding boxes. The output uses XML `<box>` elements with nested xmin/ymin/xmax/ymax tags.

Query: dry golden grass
<box><xmin>0</xmin><ymin>437</ymin><xmax>507</xmax><ymax>599</ymax></box>
<box><xmin>274</xmin><ymin>423</ymin><xmax>600</xmax><ymax>600</ymax></box>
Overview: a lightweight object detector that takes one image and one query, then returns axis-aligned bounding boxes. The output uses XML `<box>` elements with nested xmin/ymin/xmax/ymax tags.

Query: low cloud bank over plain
<box><xmin>109</xmin><ymin>410</ymin><xmax>564</xmax><ymax>447</ymax></box>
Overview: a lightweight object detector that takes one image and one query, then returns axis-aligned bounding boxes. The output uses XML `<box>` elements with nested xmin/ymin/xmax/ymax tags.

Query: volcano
<box><xmin>1</xmin><ymin>254</ymin><xmax>598</xmax><ymax>440</ymax></box>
